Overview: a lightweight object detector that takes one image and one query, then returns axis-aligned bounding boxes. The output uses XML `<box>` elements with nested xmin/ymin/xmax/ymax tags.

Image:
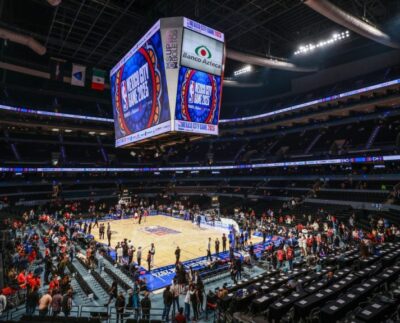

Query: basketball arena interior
<box><xmin>1</xmin><ymin>0</ymin><xmax>400</xmax><ymax>322</ymax></box>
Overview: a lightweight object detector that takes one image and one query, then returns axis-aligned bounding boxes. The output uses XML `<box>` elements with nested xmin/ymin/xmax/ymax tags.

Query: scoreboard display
<box><xmin>110</xmin><ymin>17</ymin><xmax>225</xmax><ymax>147</ymax></box>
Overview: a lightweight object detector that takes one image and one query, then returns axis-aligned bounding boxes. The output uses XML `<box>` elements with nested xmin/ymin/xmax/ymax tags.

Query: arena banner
<box><xmin>110</xmin><ymin>21</ymin><xmax>171</xmax><ymax>147</ymax></box>
<box><xmin>174</xmin><ymin>66</ymin><xmax>222</xmax><ymax>135</ymax></box>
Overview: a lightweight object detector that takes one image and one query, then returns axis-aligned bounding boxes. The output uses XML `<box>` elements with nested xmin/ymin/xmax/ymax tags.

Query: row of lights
<box><xmin>294</xmin><ymin>30</ymin><xmax>350</xmax><ymax>55</ymax></box>
<box><xmin>233</xmin><ymin>65</ymin><xmax>252</xmax><ymax>76</ymax></box>
<box><xmin>51</xmin><ymin>128</ymin><xmax>107</xmax><ymax>135</ymax></box>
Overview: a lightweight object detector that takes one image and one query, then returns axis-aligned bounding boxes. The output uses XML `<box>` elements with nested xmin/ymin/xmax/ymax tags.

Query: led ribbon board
<box><xmin>1</xmin><ymin>154</ymin><xmax>399</xmax><ymax>173</ymax></box>
<box><xmin>0</xmin><ymin>78</ymin><xmax>397</xmax><ymax>126</ymax></box>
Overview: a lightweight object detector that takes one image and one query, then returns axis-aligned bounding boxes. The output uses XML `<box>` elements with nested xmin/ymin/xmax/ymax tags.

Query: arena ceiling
<box><xmin>1</xmin><ymin>0</ymin><xmax>399</xmax><ymax>73</ymax></box>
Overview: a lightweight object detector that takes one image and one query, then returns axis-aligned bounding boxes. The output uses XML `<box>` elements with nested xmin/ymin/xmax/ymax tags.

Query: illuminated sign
<box><xmin>110</xmin><ymin>22</ymin><xmax>171</xmax><ymax>147</ymax></box>
<box><xmin>181</xmin><ymin>28</ymin><xmax>224</xmax><ymax>76</ymax></box>
<box><xmin>0</xmin><ymin>154</ymin><xmax>397</xmax><ymax>173</ymax></box>
<box><xmin>175</xmin><ymin>67</ymin><xmax>221</xmax><ymax>135</ymax></box>
<box><xmin>1</xmin><ymin>78</ymin><xmax>397</xmax><ymax>127</ymax></box>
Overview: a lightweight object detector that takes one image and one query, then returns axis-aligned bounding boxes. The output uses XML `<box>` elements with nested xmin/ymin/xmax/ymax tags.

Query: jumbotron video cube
<box><xmin>110</xmin><ymin>17</ymin><xmax>226</xmax><ymax>148</ymax></box>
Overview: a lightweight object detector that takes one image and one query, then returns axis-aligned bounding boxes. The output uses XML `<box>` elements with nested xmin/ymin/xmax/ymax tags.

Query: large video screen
<box><xmin>110</xmin><ymin>25</ymin><xmax>170</xmax><ymax>147</ymax></box>
<box><xmin>174</xmin><ymin>66</ymin><xmax>222</xmax><ymax>135</ymax></box>
<box><xmin>181</xmin><ymin>28</ymin><xmax>224</xmax><ymax>76</ymax></box>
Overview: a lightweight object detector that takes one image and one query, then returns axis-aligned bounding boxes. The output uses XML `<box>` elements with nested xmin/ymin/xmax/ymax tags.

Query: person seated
<box><xmin>217</xmin><ymin>283</ymin><xmax>229</xmax><ymax>299</ymax></box>
<box><xmin>325</xmin><ymin>270</ymin><xmax>334</xmax><ymax>283</ymax></box>
<box><xmin>287</xmin><ymin>279</ymin><xmax>297</xmax><ymax>290</ymax></box>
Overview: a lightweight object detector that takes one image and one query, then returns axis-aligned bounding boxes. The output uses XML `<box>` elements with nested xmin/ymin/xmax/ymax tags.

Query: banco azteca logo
<box><xmin>195</xmin><ymin>45</ymin><xmax>212</xmax><ymax>59</ymax></box>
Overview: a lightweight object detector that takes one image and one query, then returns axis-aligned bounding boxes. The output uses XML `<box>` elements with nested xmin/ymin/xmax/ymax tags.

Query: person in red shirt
<box><xmin>297</xmin><ymin>223</ymin><xmax>303</xmax><ymax>232</ymax></box>
<box><xmin>27</xmin><ymin>274</ymin><xmax>41</xmax><ymax>289</ymax></box>
<box><xmin>286</xmin><ymin>246</ymin><xmax>294</xmax><ymax>270</ymax></box>
<box><xmin>276</xmin><ymin>249</ymin><xmax>285</xmax><ymax>269</ymax></box>
<box><xmin>49</xmin><ymin>275</ymin><xmax>59</xmax><ymax>291</ymax></box>
<box><xmin>26</xmin><ymin>271</ymin><xmax>33</xmax><ymax>286</ymax></box>
<box><xmin>28</xmin><ymin>249</ymin><xmax>37</xmax><ymax>263</ymax></box>
<box><xmin>17</xmin><ymin>270</ymin><xmax>26</xmax><ymax>289</ymax></box>
<box><xmin>175</xmin><ymin>307</ymin><xmax>186</xmax><ymax>323</ymax></box>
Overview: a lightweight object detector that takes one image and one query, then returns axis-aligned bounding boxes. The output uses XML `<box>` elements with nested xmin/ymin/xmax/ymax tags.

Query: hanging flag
<box><xmin>49</xmin><ymin>58</ymin><xmax>65</xmax><ymax>82</ymax></box>
<box><xmin>91</xmin><ymin>68</ymin><xmax>106</xmax><ymax>91</ymax></box>
<box><xmin>71</xmin><ymin>64</ymin><xmax>86</xmax><ymax>87</ymax></box>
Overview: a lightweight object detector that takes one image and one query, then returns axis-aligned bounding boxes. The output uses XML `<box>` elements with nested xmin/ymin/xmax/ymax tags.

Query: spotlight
<box><xmin>130</xmin><ymin>151</ymin><xmax>136</xmax><ymax>157</ymax></box>
<box><xmin>294</xmin><ymin>30</ymin><xmax>350</xmax><ymax>55</ymax></box>
<box><xmin>234</xmin><ymin>65</ymin><xmax>252</xmax><ymax>77</ymax></box>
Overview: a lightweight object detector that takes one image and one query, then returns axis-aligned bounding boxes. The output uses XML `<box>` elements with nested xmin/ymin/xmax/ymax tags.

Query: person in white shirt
<box><xmin>0</xmin><ymin>290</ymin><xmax>6</xmax><ymax>315</ymax></box>
<box><xmin>117</xmin><ymin>247</ymin><xmax>123</xmax><ymax>264</ymax></box>
<box><xmin>184</xmin><ymin>288</ymin><xmax>191</xmax><ymax>319</ymax></box>
<box><xmin>150</xmin><ymin>243</ymin><xmax>155</xmax><ymax>266</ymax></box>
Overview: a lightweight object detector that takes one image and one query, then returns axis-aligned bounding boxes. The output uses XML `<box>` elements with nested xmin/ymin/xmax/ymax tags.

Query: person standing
<box><xmin>107</xmin><ymin>229</ymin><xmax>112</xmax><ymax>247</ymax></box>
<box><xmin>0</xmin><ymin>290</ymin><xmax>6</xmax><ymax>316</ymax></box>
<box><xmin>286</xmin><ymin>245</ymin><xmax>294</xmax><ymax>271</ymax></box>
<box><xmin>147</xmin><ymin>250</ymin><xmax>152</xmax><ymax>272</ymax></box>
<box><xmin>132</xmin><ymin>280</ymin><xmax>140</xmax><ymax>319</ymax></box>
<box><xmin>162</xmin><ymin>285</ymin><xmax>173</xmax><ymax>322</ymax></box>
<box><xmin>184</xmin><ymin>286</ymin><xmax>191</xmax><ymax>320</ymax></box>
<box><xmin>196</xmin><ymin>214</ymin><xmax>201</xmax><ymax>227</ymax></box>
<box><xmin>25</xmin><ymin>286</ymin><xmax>39</xmax><ymax>316</ymax></box>
<box><xmin>69</xmin><ymin>243</ymin><xmax>75</xmax><ymax>262</ymax></box>
<box><xmin>262</xmin><ymin>228</ymin><xmax>267</xmax><ymax>244</ymax></box>
<box><xmin>62</xmin><ymin>289</ymin><xmax>73</xmax><ymax>317</ymax></box>
<box><xmin>150</xmin><ymin>243</ymin><xmax>155</xmax><ymax>267</ymax></box>
<box><xmin>51</xmin><ymin>289</ymin><xmax>63</xmax><ymax>317</ymax></box>
<box><xmin>215</xmin><ymin>238</ymin><xmax>220</xmax><ymax>256</ymax></box>
<box><xmin>115</xmin><ymin>291</ymin><xmax>126</xmax><ymax>323</ymax></box>
<box><xmin>105</xmin><ymin>281</ymin><xmax>118</xmax><ymax>306</ymax></box>
<box><xmin>222</xmin><ymin>233</ymin><xmax>227</xmax><ymax>252</ymax></box>
<box><xmin>38</xmin><ymin>290</ymin><xmax>52</xmax><ymax>317</ymax></box>
<box><xmin>99</xmin><ymin>223</ymin><xmax>105</xmax><ymax>240</ymax></box>
<box><xmin>137</xmin><ymin>246</ymin><xmax>142</xmax><ymax>267</ymax></box>
<box><xmin>97</xmin><ymin>249</ymin><xmax>104</xmax><ymax>273</ymax></box>
<box><xmin>190</xmin><ymin>285</ymin><xmax>199</xmax><ymax>321</ymax></box>
<box><xmin>249</xmin><ymin>241</ymin><xmax>255</xmax><ymax>260</ymax></box>
<box><xmin>206</xmin><ymin>238</ymin><xmax>212</xmax><ymax>261</ymax></box>
<box><xmin>141</xmin><ymin>292</ymin><xmax>151</xmax><ymax>320</ymax></box>
<box><xmin>138</xmin><ymin>211</ymin><xmax>143</xmax><ymax>224</ymax></box>
<box><xmin>276</xmin><ymin>248</ymin><xmax>284</xmax><ymax>269</ymax></box>
<box><xmin>171</xmin><ymin>278</ymin><xmax>180</xmax><ymax>316</ymax></box>
<box><xmin>93</xmin><ymin>215</ymin><xmax>99</xmax><ymax>228</ymax></box>
<box><xmin>175</xmin><ymin>246</ymin><xmax>181</xmax><ymax>264</ymax></box>
<box><xmin>128</xmin><ymin>246</ymin><xmax>134</xmax><ymax>264</ymax></box>
<box><xmin>117</xmin><ymin>245</ymin><xmax>123</xmax><ymax>264</ymax></box>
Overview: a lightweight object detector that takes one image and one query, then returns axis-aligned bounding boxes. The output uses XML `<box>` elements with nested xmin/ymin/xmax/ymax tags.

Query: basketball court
<box><xmin>92</xmin><ymin>215</ymin><xmax>263</xmax><ymax>269</ymax></box>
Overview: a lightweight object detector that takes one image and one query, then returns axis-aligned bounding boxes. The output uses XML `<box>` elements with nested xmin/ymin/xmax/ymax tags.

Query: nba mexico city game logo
<box><xmin>179</xmin><ymin>68</ymin><xmax>219</xmax><ymax>124</ymax></box>
<box><xmin>113</xmin><ymin>42</ymin><xmax>164</xmax><ymax>136</ymax></box>
<box><xmin>120</xmin><ymin>80</ymin><xmax>129</xmax><ymax>113</ymax></box>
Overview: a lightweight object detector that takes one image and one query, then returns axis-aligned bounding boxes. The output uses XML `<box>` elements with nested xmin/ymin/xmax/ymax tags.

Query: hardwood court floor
<box><xmin>92</xmin><ymin>215</ymin><xmax>262</xmax><ymax>268</ymax></box>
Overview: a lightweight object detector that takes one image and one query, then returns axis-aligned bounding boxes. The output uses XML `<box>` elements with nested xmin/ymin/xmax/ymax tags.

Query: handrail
<box><xmin>3</xmin><ymin>304</ymin><xmax>167</xmax><ymax>321</ymax></box>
